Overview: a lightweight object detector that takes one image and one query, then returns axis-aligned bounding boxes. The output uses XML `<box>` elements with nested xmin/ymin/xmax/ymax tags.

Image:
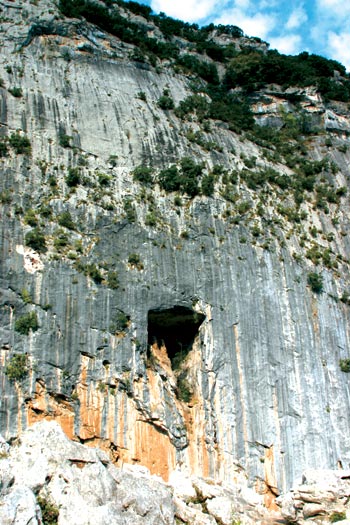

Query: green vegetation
<box><xmin>8</xmin><ymin>87</ymin><xmax>22</xmax><ymax>97</ymax></box>
<box><xmin>5</xmin><ymin>354</ymin><xmax>28</xmax><ymax>381</ymax></box>
<box><xmin>57</xmin><ymin>211</ymin><xmax>75</xmax><ymax>230</ymax></box>
<box><xmin>109</xmin><ymin>311</ymin><xmax>130</xmax><ymax>333</ymax></box>
<box><xmin>128</xmin><ymin>253</ymin><xmax>144</xmax><ymax>270</ymax></box>
<box><xmin>74</xmin><ymin>261</ymin><xmax>103</xmax><ymax>283</ymax></box>
<box><xmin>25</xmin><ymin>228</ymin><xmax>47</xmax><ymax>252</ymax></box>
<box><xmin>136</xmin><ymin>91</ymin><xmax>147</xmax><ymax>101</ymax></box>
<box><xmin>58</xmin><ymin>0</ymin><xmax>350</xmax><ymax>107</ymax></box>
<box><xmin>37</xmin><ymin>495</ymin><xmax>59</xmax><ymax>525</ymax></box>
<box><xmin>0</xmin><ymin>140</ymin><xmax>9</xmax><ymax>157</ymax></box>
<box><xmin>24</xmin><ymin>209</ymin><xmax>38</xmax><ymax>227</ymax></box>
<box><xmin>66</xmin><ymin>167</ymin><xmax>80</xmax><ymax>187</ymax></box>
<box><xmin>107</xmin><ymin>270</ymin><xmax>119</xmax><ymax>289</ymax></box>
<box><xmin>177</xmin><ymin>374</ymin><xmax>192</xmax><ymax>403</ymax></box>
<box><xmin>0</xmin><ymin>190</ymin><xmax>12</xmax><ymax>204</ymax></box>
<box><xmin>59</xmin><ymin>132</ymin><xmax>72</xmax><ymax>148</ymax></box>
<box><xmin>307</xmin><ymin>272</ymin><xmax>324</xmax><ymax>293</ymax></box>
<box><xmin>21</xmin><ymin>288</ymin><xmax>32</xmax><ymax>304</ymax></box>
<box><xmin>224</xmin><ymin>50</ymin><xmax>350</xmax><ymax>100</ymax></box>
<box><xmin>339</xmin><ymin>359</ymin><xmax>350</xmax><ymax>373</ymax></box>
<box><xmin>123</xmin><ymin>198</ymin><xmax>136</xmax><ymax>222</ymax></box>
<box><xmin>53</xmin><ymin>229</ymin><xmax>70</xmax><ymax>252</ymax></box>
<box><xmin>158</xmin><ymin>158</ymin><xmax>203</xmax><ymax>196</ymax></box>
<box><xmin>14</xmin><ymin>311</ymin><xmax>39</xmax><ymax>335</ymax></box>
<box><xmin>157</xmin><ymin>89</ymin><xmax>174</xmax><ymax>110</ymax></box>
<box><xmin>132</xmin><ymin>165</ymin><xmax>153</xmax><ymax>185</ymax></box>
<box><xmin>145</xmin><ymin>212</ymin><xmax>157</xmax><ymax>226</ymax></box>
<box><xmin>329</xmin><ymin>511</ymin><xmax>347</xmax><ymax>523</ymax></box>
<box><xmin>97</xmin><ymin>172</ymin><xmax>112</xmax><ymax>186</ymax></box>
<box><xmin>9</xmin><ymin>132</ymin><xmax>31</xmax><ymax>154</ymax></box>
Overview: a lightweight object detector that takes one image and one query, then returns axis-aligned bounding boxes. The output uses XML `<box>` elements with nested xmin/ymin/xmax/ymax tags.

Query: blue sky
<box><xmin>139</xmin><ymin>0</ymin><xmax>350</xmax><ymax>71</ymax></box>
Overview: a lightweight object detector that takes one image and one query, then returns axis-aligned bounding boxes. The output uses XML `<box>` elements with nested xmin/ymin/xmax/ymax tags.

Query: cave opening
<box><xmin>147</xmin><ymin>306</ymin><xmax>205</xmax><ymax>369</ymax></box>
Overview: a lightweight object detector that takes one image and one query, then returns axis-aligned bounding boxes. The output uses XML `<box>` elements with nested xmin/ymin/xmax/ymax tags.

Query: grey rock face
<box><xmin>0</xmin><ymin>420</ymin><xmax>281</xmax><ymax>525</ymax></box>
<box><xmin>1</xmin><ymin>0</ymin><xmax>350</xmax><ymax>498</ymax></box>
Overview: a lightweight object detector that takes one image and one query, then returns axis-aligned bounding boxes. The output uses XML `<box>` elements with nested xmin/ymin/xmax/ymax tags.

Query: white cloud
<box><xmin>285</xmin><ymin>6</ymin><xmax>307</xmax><ymax>30</ymax></box>
<box><xmin>269</xmin><ymin>34</ymin><xmax>303</xmax><ymax>55</ymax></box>
<box><xmin>214</xmin><ymin>8</ymin><xmax>276</xmax><ymax>39</ymax></box>
<box><xmin>259</xmin><ymin>0</ymin><xmax>279</xmax><ymax>8</ymax></box>
<box><xmin>327</xmin><ymin>31</ymin><xmax>350</xmax><ymax>71</ymax></box>
<box><xmin>234</xmin><ymin>0</ymin><xmax>251</xmax><ymax>9</ymax></box>
<box><xmin>150</xmin><ymin>0</ymin><xmax>219</xmax><ymax>22</ymax></box>
<box><xmin>316</xmin><ymin>0</ymin><xmax>350</xmax><ymax>17</ymax></box>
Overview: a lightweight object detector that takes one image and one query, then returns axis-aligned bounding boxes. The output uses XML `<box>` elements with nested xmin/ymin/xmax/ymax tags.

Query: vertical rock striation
<box><xmin>1</xmin><ymin>0</ymin><xmax>350</xmax><ymax>498</ymax></box>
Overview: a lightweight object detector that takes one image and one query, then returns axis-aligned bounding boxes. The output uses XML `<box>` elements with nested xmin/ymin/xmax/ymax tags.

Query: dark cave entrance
<box><xmin>147</xmin><ymin>306</ymin><xmax>205</xmax><ymax>369</ymax></box>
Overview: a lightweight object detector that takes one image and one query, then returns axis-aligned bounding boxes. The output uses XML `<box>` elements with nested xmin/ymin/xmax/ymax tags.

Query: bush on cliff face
<box><xmin>9</xmin><ymin>132</ymin><xmax>31</xmax><ymax>155</ymax></box>
<box><xmin>37</xmin><ymin>495</ymin><xmax>59</xmax><ymax>525</ymax></box>
<box><xmin>14</xmin><ymin>312</ymin><xmax>39</xmax><ymax>335</ymax></box>
<box><xmin>157</xmin><ymin>90</ymin><xmax>175</xmax><ymax>110</ymax></box>
<box><xmin>339</xmin><ymin>359</ymin><xmax>350</xmax><ymax>373</ymax></box>
<box><xmin>66</xmin><ymin>167</ymin><xmax>80</xmax><ymax>187</ymax></box>
<box><xmin>4</xmin><ymin>354</ymin><xmax>28</xmax><ymax>381</ymax></box>
<box><xmin>25</xmin><ymin>228</ymin><xmax>47</xmax><ymax>253</ymax></box>
<box><xmin>307</xmin><ymin>272</ymin><xmax>324</xmax><ymax>293</ymax></box>
<box><xmin>132</xmin><ymin>165</ymin><xmax>153</xmax><ymax>185</ymax></box>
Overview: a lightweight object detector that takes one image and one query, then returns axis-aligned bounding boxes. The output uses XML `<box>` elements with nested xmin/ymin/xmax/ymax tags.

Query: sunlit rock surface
<box><xmin>1</xmin><ymin>0</ymin><xmax>350</xmax><ymax>501</ymax></box>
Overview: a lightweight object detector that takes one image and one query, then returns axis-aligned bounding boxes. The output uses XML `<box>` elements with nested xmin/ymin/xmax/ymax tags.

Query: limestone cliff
<box><xmin>1</xmin><ymin>0</ymin><xmax>350</xmax><ymax>501</ymax></box>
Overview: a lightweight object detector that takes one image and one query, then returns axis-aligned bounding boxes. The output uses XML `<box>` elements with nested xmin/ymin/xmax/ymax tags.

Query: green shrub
<box><xmin>37</xmin><ymin>495</ymin><xmax>59</xmax><ymax>525</ymax></box>
<box><xmin>53</xmin><ymin>229</ymin><xmax>70</xmax><ymax>251</ymax></box>
<box><xmin>132</xmin><ymin>165</ymin><xmax>153</xmax><ymax>185</ymax></box>
<box><xmin>307</xmin><ymin>272</ymin><xmax>324</xmax><ymax>293</ymax></box>
<box><xmin>339</xmin><ymin>359</ymin><xmax>350</xmax><ymax>373</ymax></box>
<box><xmin>9</xmin><ymin>132</ymin><xmax>31</xmax><ymax>154</ymax></box>
<box><xmin>59</xmin><ymin>133</ymin><xmax>72</xmax><ymax>148</ymax></box>
<box><xmin>237</xmin><ymin>201</ymin><xmax>252</xmax><ymax>214</ymax></box>
<box><xmin>97</xmin><ymin>172</ymin><xmax>112</xmax><ymax>186</ymax></box>
<box><xmin>8</xmin><ymin>87</ymin><xmax>22</xmax><ymax>97</ymax></box>
<box><xmin>14</xmin><ymin>312</ymin><xmax>39</xmax><ymax>335</ymax></box>
<box><xmin>109</xmin><ymin>311</ymin><xmax>130</xmax><ymax>333</ymax></box>
<box><xmin>24</xmin><ymin>209</ymin><xmax>38</xmax><ymax>227</ymax></box>
<box><xmin>158</xmin><ymin>165</ymin><xmax>180</xmax><ymax>192</ymax></box>
<box><xmin>107</xmin><ymin>270</ymin><xmax>119</xmax><ymax>289</ymax></box>
<box><xmin>0</xmin><ymin>140</ymin><xmax>9</xmax><ymax>157</ymax></box>
<box><xmin>157</xmin><ymin>90</ymin><xmax>174</xmax><ymax>110</ymax></box>
<box><xmin>5</xmin><ymin>354</ymin><xmax>28</xmax><ymax>381</ymax></box>
<box><xmin>179</xmin><ymin>157</ymin><xmax>202</xmax><ymax>197</ymax></box>
<box><xmin>201</xmin><ymin>174</ymin><xmax>215</xmax><ymax>196</ymax></box>
<box><xmin>128</xmin><ymin>253</ymin><xmax>143</xmax><ymax>270</ymax></box>
<box><xmin>145</xmin><ymin>212</ymin><xmax>157</xmax><ymax>226</ymax></box>
<box><xmin>25</xmin><ymin>228</ymin><xmax>47</xmax><ymax>252</ymax></box>
<box><xmin>123</xmin><ymin>198</ymin><xmax>136</xmax><ymax>222</ymax></box>
<box><xmin>66</xmin><ymin>167</ymin><xmax>80</xmax><ymax>187</ymax></box>
<box><xmin>136</xmin><ymin>91</ymin><xmax>147</xmax><ymax>101</ymax></box>
<box><xmin>329</xmin><ymin>511</ymin><xmax>347</xmax><ymax>522</ymax></box>
<box><xmin>57</xmin><ymin>211</ymin><xmax>75</xmax><ymax>230</ymax></box>
<box><xmin>39</xmin><ymin>206</ymin><xmax>52</xmax><ymax>219</ymax></box>
<box><xmin>21</xmin><ymin>288</ymin><xmax>32</xmax><ymax>304</ymax></box>
<box><xmin>74</xmin><ymin>262</ymin><xmax>103</xmax><ymax>284</ymax></box>
<box><xmin>86</xmin><ymin>264</ymin><xmax>103</xmax><ymax>284</ymax></box>
<box><xmin>175</xmin><ymin>94</ymin><xmax>210</xmax><ymax>121</ymax></box>
<box><xmin>0</xmin><ymin>190</ymin><xmax>12</xmax><ymax>204</ymax></box>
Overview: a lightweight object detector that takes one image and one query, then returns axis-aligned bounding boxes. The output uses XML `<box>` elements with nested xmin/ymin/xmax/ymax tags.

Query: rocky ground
<box><xmin>1</xmin><ymin>421</ymin><xmax>350</xmax><ymax>525</ymax></box>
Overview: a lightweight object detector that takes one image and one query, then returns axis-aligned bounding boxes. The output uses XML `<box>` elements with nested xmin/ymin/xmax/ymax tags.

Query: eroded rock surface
<box><xmin>1</xmin><ymin>0</ymin><xmax>350</xmax><ymax>499</ymax></box>
<box><xmin>0</xmin><ymin>421</ymin><xmax>282</xmax><ymax>525</ymax></box>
